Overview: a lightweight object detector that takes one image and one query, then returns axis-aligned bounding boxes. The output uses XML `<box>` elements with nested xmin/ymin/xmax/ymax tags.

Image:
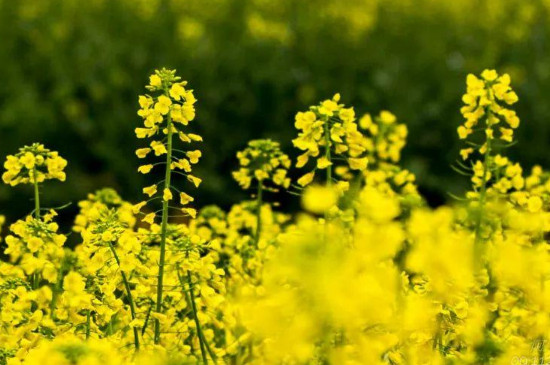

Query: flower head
<box><xmin>2</xmin><ymin>143</ymin><xmax>67</xmax><ymax>186</ymax></box>
<box><xmin>232</xmin><ymin>139</ymin><xmax>291</xmax><ymax>191</ymax></box>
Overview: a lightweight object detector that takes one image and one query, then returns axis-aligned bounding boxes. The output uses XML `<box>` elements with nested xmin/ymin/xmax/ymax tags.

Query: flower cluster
<box><xmin>293</xmin><ymin>94</ymin><xmax>369</xmax><ymax>189</ymax></box>
<box><xmin>458</xmin><ymin>69</ymin><xmax>519</xmax><ymax>158</ymax></box>
<box><xmin>2</xmin><ymin>143</ymin><xmax>67</xmax><ymax>186</ymax></box>
<box><xmin>4</xmin><ymin>213</ymin><xmax>66</xmax><ymax>272</ymax></box>
<box><xmin>232</xmin><ymin>139</ymin><xmax>291</xmax><ymax>191</ymax></box>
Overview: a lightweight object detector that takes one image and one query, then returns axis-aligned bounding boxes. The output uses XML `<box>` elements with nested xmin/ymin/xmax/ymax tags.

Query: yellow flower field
<box><xmin>1</xmin><ymin>68</ymin><xmax>549</xmax><ymax>365</ymax></box>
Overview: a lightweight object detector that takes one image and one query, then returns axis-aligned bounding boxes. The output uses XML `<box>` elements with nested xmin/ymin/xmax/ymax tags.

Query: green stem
<box><xmin>86</xmin><ymin>310</ymin><xmax>91</xmax><ymax>339</ymax></box>
<box><xmin>32</xmin><ymin>167</ymin><xmax>41</xmax><ymax>289</ymax></box>
<box><xmin>108</xmin><ymin>241</ymin><xmax>140</xmax><ymax>351</ymax></box>
<box><xmin>33</xmin><ymin>168</ymin><xmax>40</xmax><ymax>219</ymax></box>
<box><xmin>475</xmin><ymin>121</ymin><xmax>493</xmax><ymax>365</ymax></box>
<box><xmin>142</xmin><ymin>302</ymin><xmax>153</xmax><ymax>336</ymax></box>
<box><xmin>323</xmin><ymin>120</ymin><xmax>332</xmax><ymax>186</ymax></box>
<box><xmin>323</xmin><ymin>120</ymin><xmax>333</xmax><ymax>225</ymax></box>
<box><xmin>154</xmin><ymin>95</ymin><xmax>173</xmax><ymax>344</ymax></box>
<box><xmin>50</xmin><ymin>268</ymin><xmax>64</xmax><ymax>319</ymax></box>
<box><xmin>184</xmin><ymin>270</ymin><xmax>209</xmax><ymax>364</ymax></box>
<box><xmin>254</xmin><ymin>182</ymin><xmax>263</xmax><ymax>247</ymax></box>
<box><xmin>538</xmin><ymin>336</ymin><xmax>545</xmax><ymax>365</ymax></box>
<box><xmin>474</xmin><ymin>135</ymin><xmax>492</xmax><ymax>262</ymax></box>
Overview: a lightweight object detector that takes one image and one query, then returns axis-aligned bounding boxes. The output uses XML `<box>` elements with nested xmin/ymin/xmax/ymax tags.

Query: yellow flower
<box><xmin>138</xmin><ymin>164</ymin><xmax>153</xmax><ymax>174</ymax></box>
<box><xmin>359</xmin><ymin>114</ymin><xmax>373</xmax><ymax>129</ymax></box>
<box><xmin>20</xmin><ymin>152</ymin><xmax>36</xmax><ymax>169</ymax></box>
<box><xmin>149</xmin><ymin>74</ymin><xmax>162</xmax><ymax>88</ymax></box>
<box><xmin>460</xmin><ymin>148</ymin><xmax>474</xmax><ymax>160</ymax></box>
<box><xmin>150</xmin><ymin>141</ymin><xmax>167</xmax><ymax>156</ymax></box>
<box><xmin>295</xmin><ymin>111</ymin><xmax>316</xmax><ymax>130</ymax></box>
<box><xmin>317</xmin><ymin>157</ymin><xmax>332</xmax><ymax>169</ymax></box>
<box><xmin>143</xmin><ymin>184</ymin><xmax>157</xmax><ymax>197</ymax></box>
<box><xmin>297</xmin><ymin>172</ymin><xmax>315</xmax><ymax>187</ymax></box>
<box><xmin>182</xmin><ymin>207</ymin><xmax>197</xmax><ymax>218</ymax></box>
<box><xmin>142</xmin><ymin>212</ymin><xmax>155</xmax><ymax>224</ymax></box>
<box><xmin>500</xmin><ymin>128</ymin><xmax>513</xmax><ymax>142</ymax></box>
<box><xmin>528</xmin><ymin>196</ymin><xmax>543</xmax><ymax>213</ymax></box>
<box><xmin>27</xmin><ymin>236</ymin><xmax>43</xmax><ymax>253</ymax></box>
<box><xmin>348</xmin><ymin>157</ymin><xmax>368</xmax><ymax>170</ymax></box>
<box><xmin>318</xmin><ymin>99</ymin><xmax>338</xmax><ymax>116</ymax></box>
<box><xmin>169</xmin><ymin>83</ymin><xmax>186</xmax><ymax>100</ymax></box>
<box><xmin>186</xmin><ymin>150</ymin><xmax>202</xmax><ymax>164</ymax></box>
<box><xmin>188</xmin><ymin>133</ymin><xmax>203</xmax><ymax>142</ymax></box>
<box><xmin>132</xmin><ymin>201</ymin><xmax>146</xmax><ymax>214</ymax></box>
<box><xmin>101</xmin><ymin>231</ymin><xmax>114</xmax><ymax>242</ymax></box>
<box><xmin>163</xmin><ymin>188</ymin><xmax>173</xmax><ymax>201</ymax></box>
<box><xmin>179</xmin><ymin>192</ymin><xmax>194</xmax><ymax>205</ymax></box>
<box><xmin>187</xmin><ymin>175</ymin><xmax>202</xmax><ymax>188</ymax></box>
<box><xmin>379</xmin><ymin>111</ymin><xmax>396</xmax><ymax>124</ymax></box>
<box><xmin>155</xmin><ymin>95</ymin><xmax>172</xmax><ymax>115</ymax></box>
<box><xmin>481</xmin><ymin>69</ymin><xmax>498</xmax><ymax>81</ymax></box>
<box><xmin>302</xmin><ymin>185</ymin><xmax>338</xmax><ymax>214</ymax></box>
<box><xmin>135</xmin><ymin>127</ymin><xmax>153</xmax><ymax>139</ymax></box>
<box><xmin>135</xmin><ymin>148</ymin><xmax>151</xmax><ymax>158</ymax></box>
<box><xmin>63</xmin><ymin>271</ymin><xmax>86</xmax><ymax>294</ymax></box>
<box><xmin>457</xmin><ymin>126</ymin><xmax>471</xmax><ymax>139</ymax></box>
<box><xmin>503</xmin><ymin>91</ymin><xmax>518</xmax><ymax>105</ymax></box>
<box><xmin>139</xmin><ymin>95</ymin><xmax>153</xmax><ymax>109</ymax></box>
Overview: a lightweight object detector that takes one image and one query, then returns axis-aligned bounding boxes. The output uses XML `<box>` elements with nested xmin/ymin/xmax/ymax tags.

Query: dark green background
<box><xmin>1</xmin><ymin>0</ymin><xmax>549</xmax><ymax>222</ymax></box>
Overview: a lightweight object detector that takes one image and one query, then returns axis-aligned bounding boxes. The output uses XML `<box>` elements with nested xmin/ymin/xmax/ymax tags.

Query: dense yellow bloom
<box><xmin>293</xmin><ymin>94</ymin><xmax>370</xmax><ymax>188</ymax></box>
<box><xmin>2</xmin><ymin>143</ymin><xmax>67</xmax><ymax>186</ymax></box>
<box><xmin>232</xmin><ymin>139</ymin><xmax>291</xmax><ymax>190</ymax></box>
<box><xmin>459</xmin><ymin>70</ymin><xmax>519</xmax><ymax>153</ymax></box>
<box><xmin>135</xmin><ymin>69</ymin><xmax>202</xmax><ymax>224</ymax></box>
<box><xmin>2</xmin><ymin>67</ymin><xmax>550</xmax><ymax>365</ymax></box>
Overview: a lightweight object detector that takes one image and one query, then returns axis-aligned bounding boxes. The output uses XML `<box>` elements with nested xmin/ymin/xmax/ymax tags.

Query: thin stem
<box><xmin>50</xmin><ymin>267</ymin><xmax>64</xmax><ymax>319</ymax></box>
<box><xmin>475</xmin><ymin>117</ymin><xmax>493</xmax><ymax>365</ymax></box>
<box><xmin>108</xmin><ymin>241</ymin><xmax>140</xmax><ymax>351</ymax></box>
<box><xmin>185</xmin><ymin>270</ymin><xmax>208</xmax><ymax>364</ymax></box>
<box><xmin>323</xmin><ymin>120</ymin><xmax>332</xmax><ymax>187</ymax></box>
<box><xmin>154</xmin><ymin>93</ymin><xmax>174</xmax><ymax>344</ymax></box>
<box><xmin>254</xmin><ymin>182</ymin><xmax>263</xmax><ymax>247</ymax></box>
<box><xmin>538</xmin><ymin>336</ymin><xmax>545</xmax><ymax>365</ymax></box>
<box><xmin>32</xmin><ymin>168</ymin><xmax>41</xmax><ymax>289</ymax></box>
<box><xmin>142</xmin><ymin>302</ymin><xmax>153</xmax><ymax>336</ymax></box>
<box><xmin>86</xmin><ymin>310</ymin><xmax>91</xmax><ymax>339</ymax></box>
<box><xmin>474</xmin><ymin>134</ymin><xmax>492</xmax><ymax>263</ymax></box>
<box><xmin>323</xmin><ymin>120</ymin><xmax>333</xmax><ymax>225</ymax></box>
<box><xmin>33</xmin><ymin>168</ymin><xmax>40</xmax><ymax>219</ymax></box>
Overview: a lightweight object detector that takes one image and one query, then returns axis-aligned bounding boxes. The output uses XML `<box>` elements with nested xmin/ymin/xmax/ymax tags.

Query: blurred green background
<box><xmin>1</xmin><ymin>0</ymin><xmax>550</xmax><ymax>221</ymax></box>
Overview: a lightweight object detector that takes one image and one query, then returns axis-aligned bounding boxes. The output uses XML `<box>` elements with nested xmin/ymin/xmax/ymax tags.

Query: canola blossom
<box><xmin>2</xmin><ymin>69</ymin><xmax>550</xmax><ymax>365</ymax></box>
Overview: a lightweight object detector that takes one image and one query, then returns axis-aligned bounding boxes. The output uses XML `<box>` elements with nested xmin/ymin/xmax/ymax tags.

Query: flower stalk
<box><xmin>154</xmin><ymin>92</ymin><xmax>173</xmax><ymax>344</ymax></box>
<box><xmin>107</xmin><ymin>241</ymin><xmax>140</xmax><ymax>351</ymax></box>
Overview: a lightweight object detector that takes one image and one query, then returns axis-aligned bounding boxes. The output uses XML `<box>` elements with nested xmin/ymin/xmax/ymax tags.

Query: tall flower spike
<box><xmin>2</xmin><ymin>143</ymin><xmax>67</xmax><ymax>219</ymax></box>
<box><xmin>292</xmin><ymin>94</ymin><xmax>369</xmax><ymax>193</ymax></box>
<box><xmin>134</xmin><ymin>68</ymin><xmax>202</xmax><ymax>344</ymax></box>
<box><xmin>458</xmin><ymin>69</ymin><xmax>519</xmax><ymax>154</ymax></box>
<box><xmin>457</xmin><ymin>70</ymin><xmax>520</xmax><ymax>195</ymax></box>
<box><xmin>456</xmin><ymin>70</ymin><xmax>520</xmax><ymax>265</ymax></box>
<box><xmin>232</xmin><ymin>139</ymin><xmax>291</xmax><ymax>245</ymax></box>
